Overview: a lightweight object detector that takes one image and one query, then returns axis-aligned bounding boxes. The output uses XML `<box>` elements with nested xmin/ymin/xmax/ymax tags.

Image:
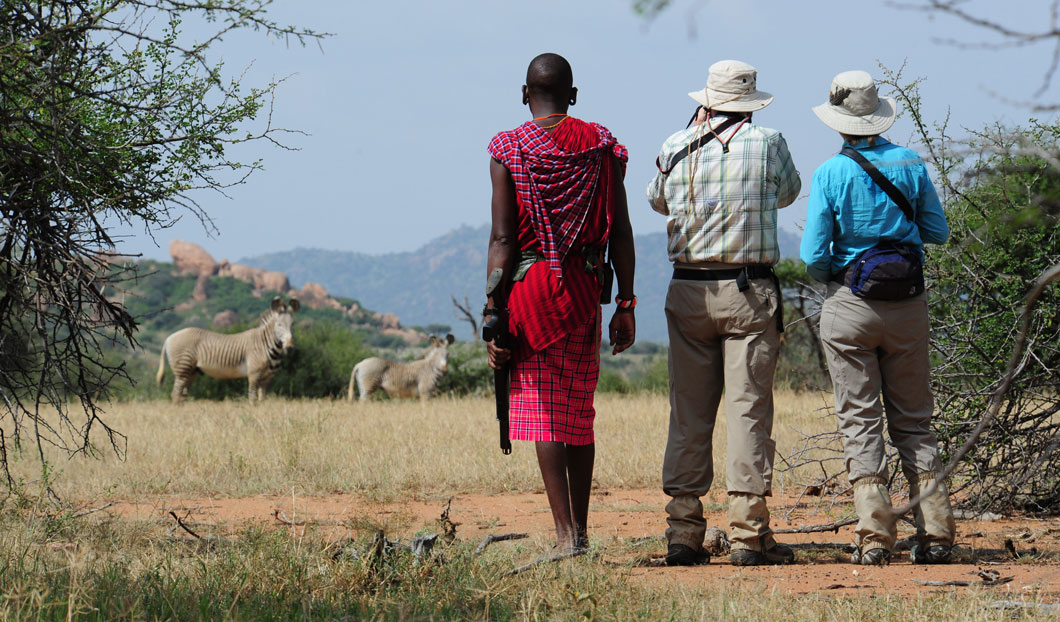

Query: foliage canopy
<box><xmin>0</xmin><ymin>1</ymin><xmax>320</xmax><ymax>485</ymax></box>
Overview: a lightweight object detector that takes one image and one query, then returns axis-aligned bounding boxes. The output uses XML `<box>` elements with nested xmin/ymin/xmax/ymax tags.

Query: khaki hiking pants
<box><xmin>819</xmin><ymin>282</ymin><xmax>955</xmax><ymax>549</ymax></box>
<box><xmin>662</xmin><ymin>273</ymin><xmax>780</xmax><ymax>552</ymax></box>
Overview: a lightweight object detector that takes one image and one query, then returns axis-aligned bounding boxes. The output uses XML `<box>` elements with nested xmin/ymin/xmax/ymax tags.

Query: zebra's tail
<box><xmin>156</xmin><ymin>337</ymin><xmax>169</xmax><ymax>386</ymax></box>
<box><xmin>347</xmin><ymin>362</ymin><xmax>361</xmax><ymax>402</ymax></box>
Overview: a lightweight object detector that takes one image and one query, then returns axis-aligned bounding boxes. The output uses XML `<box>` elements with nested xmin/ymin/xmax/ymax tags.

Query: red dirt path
<box><xmin>109</xmin><ymin>488</ymin><xmax>1060</xmax><ymax>598</ymax></box>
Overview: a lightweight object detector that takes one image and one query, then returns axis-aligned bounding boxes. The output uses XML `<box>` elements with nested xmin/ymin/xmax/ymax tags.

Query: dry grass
<box><xmin>4</xmin><ymin>391</ymin><xmax>837</xmax><ymax>501</ymax></box>
<box><xmin>1</xmin><ymin>393</ymin><xmax>1055</xmax><ymax>620</ymax></box>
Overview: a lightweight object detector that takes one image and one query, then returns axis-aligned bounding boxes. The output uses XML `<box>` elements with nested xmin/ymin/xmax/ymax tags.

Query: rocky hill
<box><xmin>120</xmin><ymin>242</ymin><xmax>426</xmax><ymax>354</ymax></box>
<box><xmin>241</xmin><ymin>224</ymin><xmax>803</xmax><ymax>343</ymax></box>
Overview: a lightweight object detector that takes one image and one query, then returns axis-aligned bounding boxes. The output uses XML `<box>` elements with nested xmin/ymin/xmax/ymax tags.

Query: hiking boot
<box><xmin>851</xmin><ymin>546</ymin><xmax>891</xmax><ymax>565</ymax></box>
<box><xmin>911</xmin><ymin>543</ymin><xmax>953</xmax><ymax>564</ymax></box>
<box><xmin>730</xmin><ymin>541</ymin><xmax>795</xmax><ymax>566</ymax></box>
<box><xmin>665</xmin><ymin>544</ymin><xmax>710</xmax><ymax>566</ymax></box>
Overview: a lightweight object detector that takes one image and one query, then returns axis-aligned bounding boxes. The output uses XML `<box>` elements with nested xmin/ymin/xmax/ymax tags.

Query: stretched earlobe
<box><xmin>521</xmin><ymin>85</ymin><xmax>529</xmax><ymax>106</ymax></box>
<box><xmin>569</xmin><ymin>87</ymin><xmax>578</xmax><ymax>107</ymax></box>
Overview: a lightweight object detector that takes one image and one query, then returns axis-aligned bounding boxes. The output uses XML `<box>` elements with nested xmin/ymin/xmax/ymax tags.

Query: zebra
<box><xmin>156</xmin><ymin>297</ymin><xmax>300</xmax><ymax>403</ymax></box>
<box><xmin>348</xmin><ymin>333</ymin><xmax>454</xmax><ymax>402</ymax></box>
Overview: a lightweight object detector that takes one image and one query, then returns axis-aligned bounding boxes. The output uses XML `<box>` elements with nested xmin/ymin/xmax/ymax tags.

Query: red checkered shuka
<box><xmin>488</xmin><ymin>119</ymin><xmax>628</xmax><ymax>279</ymax></box>
<box><xmin>508</xmin><ymin>311</ymin><xmax>601</xmax><ymax>445</ymax></box>
<box><xmin>488</xmin><ymin>118</ymin><xmax>627</xmax><ymax>355</ymax></box>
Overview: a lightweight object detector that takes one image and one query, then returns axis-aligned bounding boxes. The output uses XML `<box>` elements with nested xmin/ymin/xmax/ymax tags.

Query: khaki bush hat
<box><xmin>689</xmin><ymin>60</ymin><xmax>774</xmax><ymax>112</ymax></box>
<box><xmin>812</xmin><ymin>70</ymin><xmax>897</xmax><ymax>135</ymax></box>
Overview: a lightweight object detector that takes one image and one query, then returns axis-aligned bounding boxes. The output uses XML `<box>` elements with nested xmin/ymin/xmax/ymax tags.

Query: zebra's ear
<box><xmin>289</xmin><ymin>298</ymin><xmax>300</xmax><ymax>313</ymax></box>
<box><xmin>428</xmin><ymin>335</ymin><xmax>439</xmax><ymax>346</ymax></box>
<box><xmin>270</xmin><ymin>296</ymin><xmax>284</xmax><ymax>312</ymax></box>
<box><xmin>445</xmin><ymin>333</ymin><xmax>455</xmax><ymax>345</ymax></box>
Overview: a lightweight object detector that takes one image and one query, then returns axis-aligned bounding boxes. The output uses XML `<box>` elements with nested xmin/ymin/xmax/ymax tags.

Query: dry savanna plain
<box><xmin>2</xmin><ymin>391</ymin><xmax>1058</xmax><ymax>620</ymax></box>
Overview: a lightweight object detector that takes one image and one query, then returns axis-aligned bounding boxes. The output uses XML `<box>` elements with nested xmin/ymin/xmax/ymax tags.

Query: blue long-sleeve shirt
<box><xmin>800</xmin><ymin>138</ymin><xmax>949</xmax><ymax>282</ymax></box>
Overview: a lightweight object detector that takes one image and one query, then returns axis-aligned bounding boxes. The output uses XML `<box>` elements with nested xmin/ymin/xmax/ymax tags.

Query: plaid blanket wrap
<box><xmin>488</xmin><ymin>120</ymin><xmax>628</xmax><ymax>278</ymax></box>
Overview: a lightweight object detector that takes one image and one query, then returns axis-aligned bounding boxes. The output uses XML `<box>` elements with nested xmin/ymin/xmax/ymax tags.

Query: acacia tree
<box><xmin>890</xmin><ymin>79</ymin><xmax>1060</xmax><ymax>513</ymax></box>
<box><xmin>0</xmin><ymin>1</ymin><xmax>320</xmax><ymax>489</ymax></box>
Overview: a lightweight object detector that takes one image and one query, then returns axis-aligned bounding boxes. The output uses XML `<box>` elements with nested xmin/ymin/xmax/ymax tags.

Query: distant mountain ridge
<box><xmin>241</xmin><ymin>223</ymin><xmax>802</xmax><ymax>343</ymax></box>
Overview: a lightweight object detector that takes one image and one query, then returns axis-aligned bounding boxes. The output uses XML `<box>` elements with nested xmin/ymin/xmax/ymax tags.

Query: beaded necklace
<box><xmin>533</xmin><ymin>112</ymin><xmax>569</xmax><ymax>130</ymax></box>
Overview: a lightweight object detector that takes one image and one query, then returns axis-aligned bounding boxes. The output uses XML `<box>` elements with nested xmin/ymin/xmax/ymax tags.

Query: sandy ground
<box><xmin>107</xmin><ymin>488</ymin><xmax>1060</xmax><ymax>598</ymax></box>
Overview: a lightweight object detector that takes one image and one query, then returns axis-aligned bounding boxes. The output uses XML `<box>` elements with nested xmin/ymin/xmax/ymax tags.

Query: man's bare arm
<box><xmin>486</xmin><ymin>157</ymin><xmax>518</xmax><ymax>369</ymax></box>
<box><xmin>608</xmin><ymin>155</ymin><xmax>636</xmax><ymax>355</ymax></box>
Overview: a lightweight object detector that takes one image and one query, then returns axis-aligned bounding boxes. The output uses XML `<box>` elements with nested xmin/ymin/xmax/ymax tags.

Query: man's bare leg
<box><xmin>566</xmin><ymin>443</ymin><xmax>595</xmax><ymax>548</ymax></box>
<box><xmin>535</xmin><ymin>441</ymin><xmax>574</xmax><ymax>549</ymax></box>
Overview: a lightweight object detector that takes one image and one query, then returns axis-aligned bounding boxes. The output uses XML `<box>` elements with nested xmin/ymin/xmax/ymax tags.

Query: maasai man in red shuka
<box><xmin>486</xmin><ymin>53</ymin><xmax>637</xmax><ymax>552</ymax></box>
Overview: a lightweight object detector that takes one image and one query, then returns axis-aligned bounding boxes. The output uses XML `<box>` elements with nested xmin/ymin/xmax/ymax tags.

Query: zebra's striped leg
<box><xmin>171</xmin><ymin>376</ymin><xmax>189</xmax><ymax>404</ymax></box>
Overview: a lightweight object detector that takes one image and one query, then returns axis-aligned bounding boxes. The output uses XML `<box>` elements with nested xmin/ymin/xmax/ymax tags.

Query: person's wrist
<box><xmin>615</xmin><ymin>295</ymin><xmax>637</xmax><ymax>311</ymax></box>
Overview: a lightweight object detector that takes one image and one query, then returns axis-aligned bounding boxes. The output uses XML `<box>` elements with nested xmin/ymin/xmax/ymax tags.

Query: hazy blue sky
<box><xmin>113</xmin><ymin>0</ymin><xmax>1057</xmax><ymax>262</ymax></box>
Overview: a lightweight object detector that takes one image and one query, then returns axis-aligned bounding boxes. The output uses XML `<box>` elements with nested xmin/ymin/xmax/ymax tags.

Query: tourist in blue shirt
<box><xmin>801</xmin><ymin>71</ymin><xmax>956</xmax><ymax>566</ymax></box>
<box><xmin>801</xmin><ymin>137</ymin><xmax>949</xmax><ymax>282</ymax></box>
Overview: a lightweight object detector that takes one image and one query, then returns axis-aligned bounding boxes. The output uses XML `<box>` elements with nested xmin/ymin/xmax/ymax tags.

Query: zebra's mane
<box><xmin>257</xmin><ymin>308</ymin><xmax>280</xmax><ymax>324</ymax></box>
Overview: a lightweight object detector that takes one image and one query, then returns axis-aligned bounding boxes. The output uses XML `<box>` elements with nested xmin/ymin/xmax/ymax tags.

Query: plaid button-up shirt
<box><xmin>647</xmin><ymin>117</ymin><xmax>800</xmax><ymax>265</ymax></box>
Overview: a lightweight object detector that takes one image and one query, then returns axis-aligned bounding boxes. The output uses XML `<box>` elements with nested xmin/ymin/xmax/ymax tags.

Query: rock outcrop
<box><xmin>167</xmin><ymin>240</ymin><xmax>419</xmax><ymax>343</ymax></box>
<box><xmin>217</xmin><ymin>261</ymin><xmax>291</xmax><ymax>293</ymax></box>
<box><xmin>170</xmin><ymin>240</ymin><xmax>219</xmax><ymax>277</ymax></box>
<box><xmin>212</xmin><ymin>310</ymin><xmax>239</xmax><ymax>330</ymax></box>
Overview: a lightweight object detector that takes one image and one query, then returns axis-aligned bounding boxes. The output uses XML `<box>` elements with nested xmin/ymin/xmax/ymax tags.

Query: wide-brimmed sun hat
<box><xmin>689</xmin><ymin>60</ymin><xmax>773</xmax><ymax>112</ymax></box>
<box><xmin>812</xmin><ymin>70</ymin><xmax>897</xmax><ymax>135</ymax></box>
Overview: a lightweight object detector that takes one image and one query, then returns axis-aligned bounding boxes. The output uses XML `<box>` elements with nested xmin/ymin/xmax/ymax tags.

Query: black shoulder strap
<box><xmin>839</xmin><ymin>146</ymin><xmax>915</xmax><ymax>222</ymax></box>
<box><xmin>656</xmin><ymin>116</ymin><xmax>743</xmax><ymax>175</ymax></box>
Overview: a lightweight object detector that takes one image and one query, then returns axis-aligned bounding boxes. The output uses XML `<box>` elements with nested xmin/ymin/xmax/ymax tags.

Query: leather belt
<box><xmin>672</xmin><ymin>265</ymin><xmax>776</xmax><ymax>288</ymax></box>
<box><xmin>671</xmin><ymin>265</ymin><xmax>784</xmax><ymax>333</ymax></box>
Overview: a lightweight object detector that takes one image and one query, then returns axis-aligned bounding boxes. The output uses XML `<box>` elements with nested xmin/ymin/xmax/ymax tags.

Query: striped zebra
<box><xmin>348</xmin><ymin>333</ymin><xmax>454</xmax><ymax>402</ymax></box>
<box><xmin>156</xmin><ymin>297</ymin><xmax>300</xmax><ymax>403</ymax></box>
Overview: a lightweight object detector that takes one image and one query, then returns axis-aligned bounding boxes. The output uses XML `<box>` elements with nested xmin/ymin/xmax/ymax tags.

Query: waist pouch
<box><xmin>514</xmin><ymin>247</ymin><xmax>613</xmax><ymax>304</ymax></box>
<box><xmin>843</xmin><ymin>243</ymin><xmax>924</xmax><ymax>300</ymax></box>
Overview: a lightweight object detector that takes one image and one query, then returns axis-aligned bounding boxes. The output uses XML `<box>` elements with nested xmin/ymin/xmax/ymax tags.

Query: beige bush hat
<box><xmin>812</xmin><ymin>70</ymin><xmax>897</xmax><ymax>135</ymax></box>
<box><xmin>689</xmin><ymin>60</ymin><xmax>773</xmax><ymax>112</ymax></box>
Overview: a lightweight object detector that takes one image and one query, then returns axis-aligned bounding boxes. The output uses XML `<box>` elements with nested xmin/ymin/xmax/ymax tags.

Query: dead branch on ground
<box><xmin>474</xmin><ymin>532</ymin><xmax>529</xmax><ymax>555</ymax></box>
<box><xmin>503</xmin><ymin>548</ymin><xmax>586</xmax><ymax>577</ymax></box>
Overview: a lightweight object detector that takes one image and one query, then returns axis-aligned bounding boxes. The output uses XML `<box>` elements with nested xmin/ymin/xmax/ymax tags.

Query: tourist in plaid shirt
<box><xmin>647</xmin><ymin>60</ymin><xmax>800</xmax><ymax>567</ymax></box>
<box><xmin>486</xmin><ymin>53</ymin><xmax>636</xmax><ymax>554</ymax></box>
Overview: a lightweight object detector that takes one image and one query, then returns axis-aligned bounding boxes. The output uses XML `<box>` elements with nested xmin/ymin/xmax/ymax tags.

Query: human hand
<box><xmin>608</xmin><ymin>310</ymin><xmax>636</xmax><ymax>355</ymax></box>
<box><xmin>693</xmin><ymin>107</ymin><xmax>708</xmax><ymax>126</ymax></box>
<box><xmin>486</xmin><ymin>339</ymin><xmax>511</xmax><ymax>369</ymax></box>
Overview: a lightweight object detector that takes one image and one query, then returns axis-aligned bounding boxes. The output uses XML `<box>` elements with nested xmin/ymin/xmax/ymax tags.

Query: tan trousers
<box><xmin>662</xmin><ymin>275</ymin><xmax>780</xmax><ymax>551</ymax></box>
<box><xmin>819</xmin><ymin>282</ymin><xmax>954</xmax><ymax>548</ymax></box>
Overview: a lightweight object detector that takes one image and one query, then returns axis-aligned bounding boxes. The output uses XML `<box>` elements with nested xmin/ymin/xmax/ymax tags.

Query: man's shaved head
<box><xmin>525</xmin><ymin>53</ymin><xmax>574</xmax><ymax>102</ymax></box>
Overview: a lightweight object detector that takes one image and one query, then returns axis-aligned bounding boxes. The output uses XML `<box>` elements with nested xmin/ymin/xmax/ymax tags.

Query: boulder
<box><xmin>260</xmin><ymin>271</ymin><xmax>290</xmax><ymax>293</ymax></box>
<box><xmin>297</xmin><ymin>282</ymin><xmax>333</xmax><ymax>309</ymax></box>
<box><xmin>382</xmin><ymin>327</ymin><xmax>422</xmax><ymax>345</ymax></box>
<box><xmin>212</xmin><ymin>310</ymin><xmax>239</xmax><ymax>331</ymax></box>
<box><xmin>192</xmin><ymin>274</ymin><xmax>209</xmax><ymax>302</ymax></box>
<box><xmin>380</xmin><ymin>312</ymin><xmax>402</xmax><ymax>330</ymax></box>
<box><xmin>217</xmin><ymin>262</ymin><xmax>261</xmax><ymax>285</ymax></box>
<box><xmin>169</xmin><ymin>241</ymin><xmax>218</xmax><ymax>277</ymax></box>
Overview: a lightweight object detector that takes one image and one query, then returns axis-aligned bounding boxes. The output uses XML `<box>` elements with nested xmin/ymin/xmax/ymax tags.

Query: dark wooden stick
<box><xmin>273</xmin><ymin>509</ymin><xmax>306</xmax><ymax>526</ymax></box>
<box><xmin>169</xmin><ymin>510</ymin><xmax>201</xmax><ymax>539</ymax></box>
<box><xmin>503</xmin><ymin>548</ymin><xmax>586</xmax><ymax>577</ymax></box>
<box><xmin>69</xmin><ymin>501</ymin><xmax>116</xmax><ymax>519</ymax></box>
<box><xmin>773</xmin><ymin>517</ymin><xmax>858</xmax><ymax>534</ymax></box>
<box><xmin>474</xmin><ymin>532</ymin><xmax>529</xmax><ymax>555</ymax></box>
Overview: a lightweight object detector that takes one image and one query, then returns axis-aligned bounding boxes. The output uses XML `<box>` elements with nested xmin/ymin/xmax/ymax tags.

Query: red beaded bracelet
<box><xmin>615</xmin><ymin>295</ymin><xmax>637</xmax><ymax>310</ymax></box>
